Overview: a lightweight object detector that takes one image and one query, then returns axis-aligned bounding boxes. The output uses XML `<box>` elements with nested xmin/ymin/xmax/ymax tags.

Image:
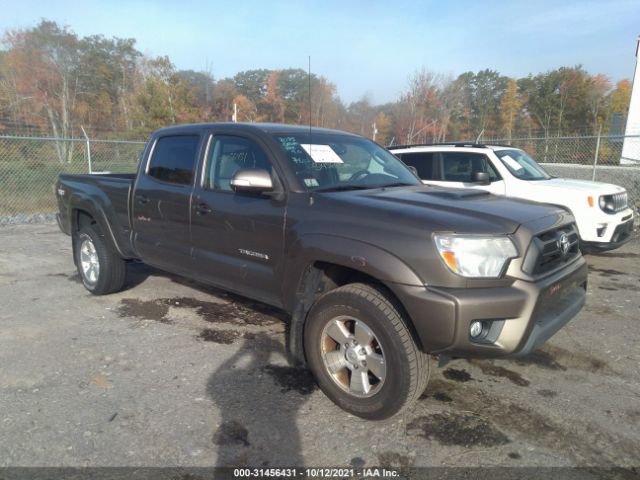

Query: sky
<box><xmin>0</xmin><ymin>0</ymin><xmax>638</xmax><ymax>104</ymax></box>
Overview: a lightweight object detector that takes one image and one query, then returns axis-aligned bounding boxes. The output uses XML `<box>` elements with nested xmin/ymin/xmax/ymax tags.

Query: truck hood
<box><xmin>325</xmin><ymin>185</ymin><xmax>567</xmax><ymax>235</ymax></box>
<box><xmin>534</xmin><ymin>178</ymin><xmax>626</xmax><ymax>194</ymax></box>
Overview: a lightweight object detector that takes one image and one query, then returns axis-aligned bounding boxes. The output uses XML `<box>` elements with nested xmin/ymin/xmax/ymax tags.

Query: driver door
<box><xmin>190</xmin><ymin>132</ymin><xmax>286</xmax><ymax>306</ymax></box>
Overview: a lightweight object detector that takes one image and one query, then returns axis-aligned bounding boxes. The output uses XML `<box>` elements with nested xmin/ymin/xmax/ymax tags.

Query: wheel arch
<box><xmin>68</xmin><ymin>194</ymin><xmax>127</xmax><ymax>259</ymax></box>
<box><xmin>283</xmin><ymin>235</ymin><xmax>425</xmax><ymax>365</ymax></box>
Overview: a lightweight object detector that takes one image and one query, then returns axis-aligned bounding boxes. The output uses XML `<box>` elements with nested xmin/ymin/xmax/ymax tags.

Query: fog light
<box><xmin>470</xmin><ymin>321</ymin><xmax>484</xmax><ymax>338</ymax></box>
<box><xmin>596</xmin><ymin>224</ymin><xmax>607</xmax><ymax>238</ymax></box>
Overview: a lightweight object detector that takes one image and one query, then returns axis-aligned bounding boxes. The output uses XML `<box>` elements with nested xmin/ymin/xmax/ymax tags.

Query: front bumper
<box><xmin>579</xmin><ymin>207</ymin><xmax>634</xmax><ymax>248</ymax></box>
<box><xmin>581</xmin><ymin>216</ymin><xmax>635</xmax><ymax>252</ymax></box>
<box><xmin>391</xmin><ymin>256</ymin><xmax>588</xmax><ymax>357</ymax></box>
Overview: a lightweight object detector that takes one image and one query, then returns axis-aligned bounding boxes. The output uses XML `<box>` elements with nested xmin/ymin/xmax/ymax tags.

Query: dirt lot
<box><xmin>0</xmin><ymin>224</ymin><xmax>639</xmax><ymax>470</ymax></box>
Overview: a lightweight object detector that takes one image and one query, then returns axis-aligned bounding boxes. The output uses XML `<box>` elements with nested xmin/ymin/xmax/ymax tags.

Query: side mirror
<box><xmin>230</xmin><ymin>169</ymin><xmax>274</xmax><ymax>194</ymax></box>
<box><xmin>471</xmin><ymin>171</ymin><xmax>490</xmax><ymax>185</ymax></box>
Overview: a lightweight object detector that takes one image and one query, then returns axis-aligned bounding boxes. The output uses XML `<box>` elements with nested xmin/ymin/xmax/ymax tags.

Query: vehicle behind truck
<box><xmin>390</xmin><ymin>143</ymin><xmax>635</xmax><ymax>252</ymax></box>
<box><xmin>56</xmin><ymin>123</ymin><xmax>588</xmax><ymax>419</ymax></box>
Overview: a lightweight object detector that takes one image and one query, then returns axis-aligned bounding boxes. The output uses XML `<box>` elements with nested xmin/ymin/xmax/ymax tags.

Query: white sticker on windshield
<box><xmin>502</xmin><ymin>155</ymin><xmax>524</xmax><ymax>171</ymax></box>
<box><xmin>304</xmin><ymin>178</ymin><xmax>319</xmax><ymax>187</ymax></box>
<box><xmin>301</xmin><ymin>144</ymin><xmax>344</xmax><ymax>164</ymax></box>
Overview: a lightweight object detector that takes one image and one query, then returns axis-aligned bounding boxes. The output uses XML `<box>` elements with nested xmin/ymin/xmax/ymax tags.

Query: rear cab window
<box><xmin>147</xmin><ymin>135</ymin><xmax>200</xmax><ymax>185</ymax></box>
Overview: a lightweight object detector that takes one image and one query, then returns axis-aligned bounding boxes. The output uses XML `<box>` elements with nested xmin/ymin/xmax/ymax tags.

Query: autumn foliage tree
<box><xmin>3</xmin><ymin>21</ymin><xmax>82</xmax><ymax>162</ymax></box>
<box><xmin>0</xmin><ymin>19</ymin><xmax>633</xmax><ymax>148</ymax></box>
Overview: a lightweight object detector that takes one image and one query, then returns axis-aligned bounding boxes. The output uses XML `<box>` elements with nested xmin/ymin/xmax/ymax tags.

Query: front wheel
<box><xmin>304</xmin><ymin>283</ymin><xmax>430</xmax><ymax>419</ymax></box>
<box><xmin>74</xmin><ymin>225</ymin><xmax>126</xmax><ymax>295</ymax></box>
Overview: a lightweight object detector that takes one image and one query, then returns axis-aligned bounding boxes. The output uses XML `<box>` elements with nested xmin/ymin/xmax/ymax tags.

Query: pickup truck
<box><xmin>389</xmin><ymin>143</ymin><xmax>635</xmax><ymax>252</ymax></box>
<box><xmin>56</xmin><ymin>123</ymin><xmax>588</xmax><ymax>419</ymax></box>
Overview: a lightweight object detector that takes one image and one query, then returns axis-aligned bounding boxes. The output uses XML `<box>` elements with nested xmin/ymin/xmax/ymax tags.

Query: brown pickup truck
<box><xmin>56</xmin><ymin>123</ymin><xmax>587</xmax><ymax>419</ymax></box>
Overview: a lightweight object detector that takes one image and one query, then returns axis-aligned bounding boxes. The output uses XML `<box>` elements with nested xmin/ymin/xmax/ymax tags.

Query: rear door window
<box><xmin>399</xmin><ymin>152</ymin><xmax>438</xmax><ymax>180</ymax></box>
<box><xmin>441</xmin><ymin>152</ymin><xmax>499</xmax><ymax>182</ymax></box>
<box><xmin>147</xmin><ymin>135</ymin><xmax>200</xmax><ymax>185</ymax></box>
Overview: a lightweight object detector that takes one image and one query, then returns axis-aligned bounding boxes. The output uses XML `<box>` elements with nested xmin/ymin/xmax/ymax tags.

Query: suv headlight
<box><xmin>598</xmin><ymin>192</ymin><xmax>626</xmax><ymax>214</ymax></box>
<box><xmin>434</xmin><ymin>234</ymin><xmax>518</xmax><ymax>278</ymax></box>
<box><xmin>598</xmin><ymin>195</ymin><xmax>614</xmax><ymax>213</ymax></box>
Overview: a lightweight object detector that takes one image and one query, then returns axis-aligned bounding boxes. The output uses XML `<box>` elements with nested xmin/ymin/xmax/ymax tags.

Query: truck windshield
<box><xmin>495</xmin><ymin>149</ymin><xmax>551</xmax><ymax>181</ymax></box>
<box><xmin>272</xmin><ymin>133</ymin><xmax>420</xmax><ymax>191</ymax></box>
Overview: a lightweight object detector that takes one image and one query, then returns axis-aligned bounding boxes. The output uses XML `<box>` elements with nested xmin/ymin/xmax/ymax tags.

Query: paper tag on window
<box><xmin>502</xmin><ymin>155</ymin><xmax>524</xmax><ymax>171</ymax></box>
<box><xmin>301</xmin><ymin>144</ymin><xmax>344</xmax><ymax>164</ymax></box>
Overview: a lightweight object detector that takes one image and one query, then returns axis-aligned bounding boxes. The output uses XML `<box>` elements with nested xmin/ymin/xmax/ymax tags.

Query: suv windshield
<box><xmin>272</xmin><ymin>133</ymin><xmax>420</xmax><ymax>191</ymax></box>
<box><xmin>495</xmin><ymin>149</ymin><xmax>551</xmax><ymax>181</ymax></box>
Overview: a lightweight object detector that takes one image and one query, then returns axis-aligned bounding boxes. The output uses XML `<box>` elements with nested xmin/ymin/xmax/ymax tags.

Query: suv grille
<box><xmin>522</xmin><ymin>224</ymin><xmax>580</xmax><ymax>276</ymax></box>
<box><xmin>607</xmin><ymin>192</ymin><xmax>628</xmax><ymax>213</ymax></box>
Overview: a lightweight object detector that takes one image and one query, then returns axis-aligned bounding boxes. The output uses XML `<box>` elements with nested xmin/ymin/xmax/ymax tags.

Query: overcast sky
<box><xmin>1</xmin><ymin>0</ymin><xmax>638</xmax><ymax>104</ymax></box>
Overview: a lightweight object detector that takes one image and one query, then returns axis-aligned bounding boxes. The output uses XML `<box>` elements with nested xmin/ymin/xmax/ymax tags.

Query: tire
<box><xmin>304</xmin><ymin>282</ymin><xmax>430</xmax><ymax>420</ymax></box>
<box><xmin>74</xmin><ymin>225</ymin><xmax>126</xmax><ymax>295</ymax></box>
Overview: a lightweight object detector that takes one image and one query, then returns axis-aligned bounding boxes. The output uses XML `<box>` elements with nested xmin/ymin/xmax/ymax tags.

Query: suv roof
<box><xmin>388</xmin><ymin>142</ymin><xmax>515</xmax><ymax>151</ymax></box>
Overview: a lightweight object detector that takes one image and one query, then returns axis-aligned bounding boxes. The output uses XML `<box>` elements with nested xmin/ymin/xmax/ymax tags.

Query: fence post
<box><xmin>81</xmin><ymin>126</ymin><xmax>92</xmax><ymax>174</ymax></box>
<box><xmin>591</xmin><ymin>125</ymin><xmax>602</xmax><ymax>181</ymax></box>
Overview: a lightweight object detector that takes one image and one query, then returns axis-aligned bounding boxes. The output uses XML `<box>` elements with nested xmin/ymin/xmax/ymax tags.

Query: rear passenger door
<box><xmin>403</xmin><ymin>151</ymin><xmax>506</xmax><ymax>195</ymax></box>
<box><xmin>132</xmin><ymin>133</ymin><xmax>202</xmax><ymax>273</ymax></box>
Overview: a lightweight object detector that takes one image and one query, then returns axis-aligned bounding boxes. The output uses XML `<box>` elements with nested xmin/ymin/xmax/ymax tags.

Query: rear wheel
<box><xmin>74</xmin><ymin>225</ymin><xmax>126</xmax><ymax>295</ymax></box>
<box><xmin>304</xmin><ymin>283</ymin><xmax>430</xmax><ymax>419</ymax></box>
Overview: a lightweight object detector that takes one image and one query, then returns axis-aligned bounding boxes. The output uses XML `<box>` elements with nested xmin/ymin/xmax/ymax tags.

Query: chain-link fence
<box><xmin>1</xmin><ymin>134</ymin><xmax>639</xmax><ymax>222</ymax></box>
<box><xmin>486</xmin><ymin>134</ymin><xmax>640</xmax><ymax>167</ymax></box>
<box><xmin>0</xmin><ymin>135</ymin><xmax>145</xmax><ymax>219</ymax></box>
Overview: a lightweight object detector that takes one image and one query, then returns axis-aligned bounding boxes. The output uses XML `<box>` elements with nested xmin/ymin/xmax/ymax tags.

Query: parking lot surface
<box><xmin>0</xmin><ymin>224</ymin><xmax>639</xmax><ymax>469</ymax></box>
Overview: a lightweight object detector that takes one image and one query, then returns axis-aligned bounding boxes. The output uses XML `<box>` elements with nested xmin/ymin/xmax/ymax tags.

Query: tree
<box><xmin>210</xmin><ymin>79</ymin><xmax>238</xmax><ymax>122</ymax></box>
<box><xmin>373</xmin><ymin>111</ymin><xmax>391</xmax><ymax>145</ymax></box>
<box><xmin>500</xmin><ymin>79</ymin><xmax>522</xmax><ymax>142</ymax></box>
<box><xmin>585</xmin><ymin>74</ymin><xmax>611</xmax><ymax>133</ymax></box>
<box><xmin>347</xmin><ymin>96</ymin><xmax>376</xmax><ymax>137</ymax></box>
<box><xmin>133</xmin><ymin>56</ymin><xmax>199</xmax><ymax>132</ymax></box>
<box><xmin>78</xmin><ymin>34</ymin><xmax>141</xmax><ymax>134</ymax></box>
<box><xmin>435</xmin><ymin>75</ymin><xmax>464</xmax><ymax>142</ymax></box>
<box><xmin>260</xmin><ymin>71</ymin><xmax>285</xmax><ymax>123</ymax></box>
<box><xmin>470</xmin><ymin>69</ymin><xmax>507</xmax><ymax>138</ymax></box>
<box><xmin>4</xmin><ymin>20</ymin><xmax>82</xmax><ymax>162</ymax></box>
<box><xmin>233</xmin><ymin>69</ymin><xmax>270</xmax><ymax>103</ymax></box>
<box><xmin>232</xmin><ymin>94</ymin><xmax>258</xmax><ymax>122</ymax></box>
<box><xmin>177</xmin><ymin>69</ymin><xmax>215</xmax><ymax>112</ymax></box>
<box><xmin>608</xmin><ymin>79</ymin><xmax>632</xmax><ymax>122</ymax></box>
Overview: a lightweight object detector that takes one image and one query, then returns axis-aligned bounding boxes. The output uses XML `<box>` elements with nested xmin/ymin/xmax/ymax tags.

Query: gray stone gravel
<box><xmin>0</xmin><ymin>224</ymin><xmax>639</xmax><ymax>468</ymax></box>
<box><xmin>0</xmin><ymin>213</ymin><xmax>57</xmax><ymax>226</ymax></box>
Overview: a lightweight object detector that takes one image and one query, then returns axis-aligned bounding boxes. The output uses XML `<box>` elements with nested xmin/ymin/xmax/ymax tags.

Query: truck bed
<box><xmin>56</xmin><ymin>173</ymin><xmax>136</xmax><ymax>258</ymax></box>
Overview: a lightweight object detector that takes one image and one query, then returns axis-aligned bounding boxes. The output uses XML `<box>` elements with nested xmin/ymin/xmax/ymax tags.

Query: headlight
<box><xmin>598</xmin><ymin>195</ymin><xmax>613</xmax><ymax>213</ymax></box>
<box><xmin>434</xmin><ymin>234</ymin><xmax>518</xmax><ymax>278</ymax></box>
<box><xmin>598</xmin><ymin>192</ymin><xmax>626</xmax><ymax>214</ymax></box>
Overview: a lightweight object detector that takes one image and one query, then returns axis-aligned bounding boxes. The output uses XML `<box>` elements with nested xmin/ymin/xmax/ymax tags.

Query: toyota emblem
<box><xmin>558</xmin><ymin>233</ymin><xmax>570</xmax><ymax>256</ymax></box>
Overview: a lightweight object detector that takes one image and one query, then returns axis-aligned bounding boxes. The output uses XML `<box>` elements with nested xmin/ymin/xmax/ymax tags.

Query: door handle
<box><xmin>136</xmin><ymin>195</ymin><xmax>150</xmax><ymax>205</ymax></box>
<box><xmin>193</xmin><ymin>202</ymin><xmax>212</xmax><ymax>215</ymax></box>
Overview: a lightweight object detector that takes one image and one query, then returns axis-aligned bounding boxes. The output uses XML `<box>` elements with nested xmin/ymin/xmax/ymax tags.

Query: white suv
<box><xmin>389</xmin><ymin>143</ymin><xmax>635</xmax><ymax>252</ymax></box>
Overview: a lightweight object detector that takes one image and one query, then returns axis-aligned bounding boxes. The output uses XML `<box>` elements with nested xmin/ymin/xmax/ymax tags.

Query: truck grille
<box><xmin>522</xmin><ymin>224</ymin><xmax>580</xmax><ymax>276</ymax></box>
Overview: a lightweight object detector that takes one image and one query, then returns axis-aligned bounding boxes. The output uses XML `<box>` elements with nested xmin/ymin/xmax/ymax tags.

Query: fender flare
<box><xmin>67</xmin><ymin>193</ymin><xmax>127</xmax><ymax>258</ymax></box>
<box><xmin>282</xmin><ymin>234</ymin><xmax>423</xmax><ymax>365</ymax></box>
<box><xmin>282</xmin><ymin>233</ymin><xmax>423</xmax><ymax>311</ymax></box>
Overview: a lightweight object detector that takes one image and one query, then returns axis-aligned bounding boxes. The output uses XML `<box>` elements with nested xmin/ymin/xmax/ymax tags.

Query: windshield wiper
<box><xmin>374</xmin><ymin>182</ymin><xmax>417</xmax><ymax>189</ymax></box>
<box><xmin>312</xmin><ymin>185</ymin><xmax>372</xmax><ymax>193</ymax></box>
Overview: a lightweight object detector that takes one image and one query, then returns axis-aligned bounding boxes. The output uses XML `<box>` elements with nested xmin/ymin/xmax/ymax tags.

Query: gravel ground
<box><xmin>0</xmin><ymin>224</ymin><xmax>639</xmax><ymax>471</ymax></box>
